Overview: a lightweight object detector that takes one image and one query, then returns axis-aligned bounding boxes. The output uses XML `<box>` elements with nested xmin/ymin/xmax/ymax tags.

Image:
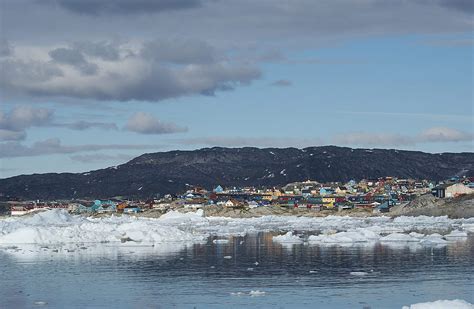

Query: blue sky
<box><xmin>0</xmin><ymin>1</ymin><xmax>472</xmax><ymax>178</ymax></box>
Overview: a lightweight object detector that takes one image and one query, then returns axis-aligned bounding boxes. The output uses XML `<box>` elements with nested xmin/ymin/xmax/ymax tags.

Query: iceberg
<box><xmin>0</xmin><ymin>210</ymin><xmax>471</xmax><ymax>254</ymax></box>
<box><xmin>402</xmin><ymin>299</ymin><xmax>474</xmax><ymax>309</ymax></box>
<box><xmin>380</xmin><ymin>233</ymin><xmax>420</xmax><ymax>242</ymax></box>
<box><xmin>0</xmin><ymin>209</ymin><xmax>207</xmax><ymax>246</ymax></box>
<box><xmin>272</xmin><ymin>231</ymin><xmax>303</xmax><ymax>243</ymax></box>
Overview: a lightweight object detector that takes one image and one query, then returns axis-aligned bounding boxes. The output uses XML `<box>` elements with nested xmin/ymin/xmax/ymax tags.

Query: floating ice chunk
<box><xmin>213</xmin><ymin>239</ymin><xmax>229</xmax><ymax>244</ymax></box>
<box><xmin>409</xmin><ymin>232</ymin><xmax>425</xmax><ymax>240</ymax></box>
<box><xmin>462</xmin><ymin>223</ymin><xmax>474</xmax><ymax>233</ymax></box>
<box><xmin>380</xmin><ymin>233</ymin><xmax>419</xmax><ymax>242</ymax></box>
<box><xmin>273</xmin><ymin>232</ymin><xmax>303</xmax><ymax>243</ymax></box>
<box><xmin>444</xmin><ymin>230</ymin><xmax>468</xmax><ymax>239</ymax></box>
<box><xmin>421</xmin><ymin>233</ymin><xmax>448</xmax><ymax>246</ymax></box>
<box><xmin>249</xmin><ymin>290</ymin><xmax>266</xmax><ymax>297</ymax></box>
<box><xmin>33</xmin><ymin>301</ymin><xmax>48</xmax><ymax>306</ymax></box>
<box><xmin>350</xmin><ymin>271</ymin><xmax>368</xmax><ymax>276</ymax></box>
<box><xmin>223</xmin><ymin>255</ymin><xmax>232</xmax><ymax>259</ymax></box>
<box><xmin>0</xmin><ymin>209</ymin><xmax>207</xmax><ymax>246</ymax></box>
<box><xmin>230</xmin><ymin>292</ymin><xmax>246</xmax><ymax>296</ymax></box>
<box><xmin>308</xmin><ymin>229</ymin><xmax>380</xmax><ymax>244</ymax></box>
<box><xmin>402</xmin><ymin>299</ymin><xmax>474</xmax><ymax>309</ymax></box>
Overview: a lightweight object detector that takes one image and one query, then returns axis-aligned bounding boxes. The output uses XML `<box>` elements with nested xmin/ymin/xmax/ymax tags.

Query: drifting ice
<box><xmin>0</xmin><ymin>210</ymin><xmax>471</xmax><ymax>252</ymax></box>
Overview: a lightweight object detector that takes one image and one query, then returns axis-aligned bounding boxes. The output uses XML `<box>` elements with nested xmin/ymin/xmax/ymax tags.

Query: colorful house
<box><xmin>213</xmin><ymin>185</ymin><xmax>224</xmax><ymax>193</ymax></box>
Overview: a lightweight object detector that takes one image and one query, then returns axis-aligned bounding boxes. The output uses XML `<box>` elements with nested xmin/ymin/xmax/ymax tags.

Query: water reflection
<box><xmin>0</xmin><ymin>233</ymin><xmax>473</xmax><ymax>309</ymax></box>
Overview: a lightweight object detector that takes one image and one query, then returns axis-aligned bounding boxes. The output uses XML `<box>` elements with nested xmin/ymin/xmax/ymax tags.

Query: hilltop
<box><xmin>0</xmin><ymin>146</ymin><xmax>472</xmax><ymax>199</ymax></box>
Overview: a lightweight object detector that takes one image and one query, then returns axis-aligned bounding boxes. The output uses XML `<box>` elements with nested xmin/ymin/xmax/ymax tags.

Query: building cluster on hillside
<box><xmin>5</xmin><ymin>176</ymin><xmax>474</xmax><ymax>216</ymax></box>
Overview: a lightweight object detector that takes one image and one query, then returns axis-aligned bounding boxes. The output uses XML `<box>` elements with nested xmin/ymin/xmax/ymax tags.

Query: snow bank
<box><xmin>402</xmin><ymin>299</ymin><xmax>474</xmax><ymax>309</ymax></box>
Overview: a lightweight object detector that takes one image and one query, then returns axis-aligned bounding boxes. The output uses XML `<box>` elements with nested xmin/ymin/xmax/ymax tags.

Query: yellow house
<box><xmin>322</xmin><ymin>196</ymin><xmax>336</xmax><ymax>207</ymax></box>
<box><xmin>271</xmin><ymin>190</ymin><xmax>283</xmax><ymax>200</ymax></box>
<box><xmin>262</xmin><ymin>192</ymin><xmax>273</xmax><ymax>201</ymax></box>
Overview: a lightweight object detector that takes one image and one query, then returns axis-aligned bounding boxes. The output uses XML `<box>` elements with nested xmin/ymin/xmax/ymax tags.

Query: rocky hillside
<box><xmin>0</xmin><ymin>146</ymin><xmax>473</xmax><ymax>200</ymax></box>
<box><xmin>389</xmin><ymin>193</ymin><xmax>474</xmax><ymax>218</ymax></box>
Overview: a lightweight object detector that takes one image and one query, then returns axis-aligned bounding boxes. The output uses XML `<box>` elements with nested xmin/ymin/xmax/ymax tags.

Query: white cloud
<box><xmin>0</xmin><ymin>129</ymin><xmax>26</xmax><ymax>141</ymax></box>
<box><xmin>0</xmin><ymin>105</ymin><xmax>53</xmax><ymax>131</ymax></box>
<box><xmin>419</xmin><ymin>127</ymin><xmax>474</xmax><ymax>142</ymax></box>
<box><xmin>1</xmin><ymin>41</ymin><xmax>261</xmax><ymax>102</ymax></box>
<box><xmin>0</xmin><ymin>105</ymin><xmax>119</xmax><ymax>141</ymax></box>
<box><xmin>0</xmin><ymin>106</ymin><xmax>54</xmax><ymax>141</ymax></box>
<box><xmin>0</xmin><ymin>138</ymin><xmax>165</xmax><ymax>158</ymax></box>
<box><xmin>125</xmin><ymin>112</ymin><xmax>188</xmax><ymax>134</ymax></box>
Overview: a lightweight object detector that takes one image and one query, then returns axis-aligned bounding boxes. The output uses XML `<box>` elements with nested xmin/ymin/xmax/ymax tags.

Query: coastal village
<box><xmin>3</xmin><ymin>175</ymin><xmax>474</xmax><ymax>217</ymax></box>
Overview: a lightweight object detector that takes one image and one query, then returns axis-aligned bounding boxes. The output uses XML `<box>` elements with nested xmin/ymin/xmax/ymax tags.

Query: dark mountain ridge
<box><xmin>1</xmin><ymin>146</ymin><xmax>472</xmax><ymax>200</ymax></box>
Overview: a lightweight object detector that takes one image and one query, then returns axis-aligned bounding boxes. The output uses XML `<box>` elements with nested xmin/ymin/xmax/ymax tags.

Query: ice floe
<box><xmin>0</xmin><ymin>209</ymin><xmax>207</xmax><ymax>246</ymax></box>
<box><xmin>272</xmin><ymin>231</ymin><xmax>303</xmax><ymax>243</ymax></box>
<box><xmin>230</xmin><ymin>290</ymin><xmax>266</xmax><ymax>297</ymax></box>
<box><xmin>402</xmin><ymin>299</ymin><xmax>474</xmax><ymax>309</ymax></box>
<box><xmin>349</xmin><ymin>271</ymin><xmax>368</xmax><ymax>276</ymax></box>
<box><xmin>0</xmin><ymin>210</ymin><xmax>472</xmax><ymax>255</ymax></box>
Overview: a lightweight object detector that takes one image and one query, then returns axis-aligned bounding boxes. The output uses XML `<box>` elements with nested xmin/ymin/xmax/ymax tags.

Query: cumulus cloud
<box><xmin>1</xmin><ymin>40</ymin><xmax>261</xmax><ymax>102</ymax></box>
<box><xmin>271</xmin><ymin>79</ymin><xmax>292</xmax><ymax>87</ymax></box>
<box><xmin>125</xmin><ymin>112</ymin><xmax>188</xmax><ymax>134</ymax></box>
<box><xmin>71</xmin><ymin>41</ymin><xmax>121</xmax><ymax>61</ymax></box>
<box><xmin>0</xmin><ymin>138</ymin><xmax>164</xmax><ymax>158</ymax></box>
<box><xmin>51</xmin><ymin>0</ymin><xmax>204</xmax><ymax>15</ymax></box>
<box><xmin>0</xmin><ymin>105</ymin><xmax>54</xmax><ymax>141</ymax></box>
<box><xmin>0</xmin><ymin>39</ymin><xmax>13</xmax><ymax>57</ymax></box>
<box><xmin>0</xmin><ymin>129</ymin><xmax>26</xmax><ymax>141</ymax></box>
<box><xmin>433</xmin><ymin>0</ymin><xmax>474</xmax><ymax>13</ymax></box>
<box><xmin>0</xmin><ymin>106</ymin><xmax>119</xmax><ymax>141</ymax></box>
<box><xmin>141</xmin><ymin>39</ymin><xmax>218</xmax><ymax>64</ymax></box>
<box><xmin>0</xmin><ymin>106</ymin><xmax>53</xmax><ymax>133</ymax></box>
<box><xmin>49</xmin><ymin>47</ymin><xmax>99</xmax><ymax>75</ymax></box>
<box><xmin>2</xmin><ymin>0</ymin><xmax>472</xmax><ymax>103</ymax></box>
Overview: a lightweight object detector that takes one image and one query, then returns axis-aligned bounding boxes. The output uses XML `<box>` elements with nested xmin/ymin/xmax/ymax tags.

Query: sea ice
<box><xmin>349</xmin><ymin>271</ymin><xmax>368</xmax><ymax>276</ymax></box>
<box><xmin>249</xmin><ymin>290</ymin><xmax>266</xmax><ymax>297</ymax></box>
<box><xmin>213</xmin><ymin>239</ymin><xmax>229</xmax><ymax>244</ymax></box>
<box><xmin>444</xmin><ymin>230</ymin><xmax>469</xmax><ymax>239</ymax></box>
<box><xmin>272</xmin><ymin>231</ymin><xmax>303</xmax><ymax>243</ymax></box>
<box><xmin>380</xmin><ymin>233</ymin><xmax>419</xmax><ymax>242</ymax></box>
<box><xmin>402</xmin><ymin>299</ymin><xmax>474</xmax><ymax>309</ymax></box>
<box><xmin>0</xmin><ymin>210</ymin><xmax>471</xmax><ymax>255</ymax></box>
<box><xmin>420</xmin><ymin>233</ymin><xmax>448</xmax><ymax>246</ymax></box>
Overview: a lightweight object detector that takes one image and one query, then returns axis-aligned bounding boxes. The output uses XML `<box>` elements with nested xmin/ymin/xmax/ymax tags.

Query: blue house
<box><xmin>376</xmin><ymin>201</ymin><xmax>390</xmax><ymax>213</ymax></box>
<box><xmin>213</xmin><ymin>185</ymin><xmax>224</xmax><ymax>193</ymax></box>
<box><xmin>319</xmin><ymin>188</ymin><xmax>334</xmax><ymax>196</ymax></box>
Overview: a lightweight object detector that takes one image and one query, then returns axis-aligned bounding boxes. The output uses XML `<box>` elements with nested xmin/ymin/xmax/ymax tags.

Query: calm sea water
<box><xmin>1</xmin><ymin>233</ymin><xmax>473</xmax><ymax>309</ymax></box>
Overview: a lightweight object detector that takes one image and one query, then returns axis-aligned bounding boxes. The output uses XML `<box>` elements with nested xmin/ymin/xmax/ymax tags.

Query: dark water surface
<box><xmin>1</xmin><ymin>233</ymin><xmax>473</xmax><ymax>309</ymax></box>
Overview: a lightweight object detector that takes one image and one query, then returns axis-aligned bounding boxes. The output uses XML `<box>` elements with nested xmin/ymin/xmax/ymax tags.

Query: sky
<box><xmin>0</xmin><ymin>0</ymin><xmax>473</xmax><ymax>178</ymax></box>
